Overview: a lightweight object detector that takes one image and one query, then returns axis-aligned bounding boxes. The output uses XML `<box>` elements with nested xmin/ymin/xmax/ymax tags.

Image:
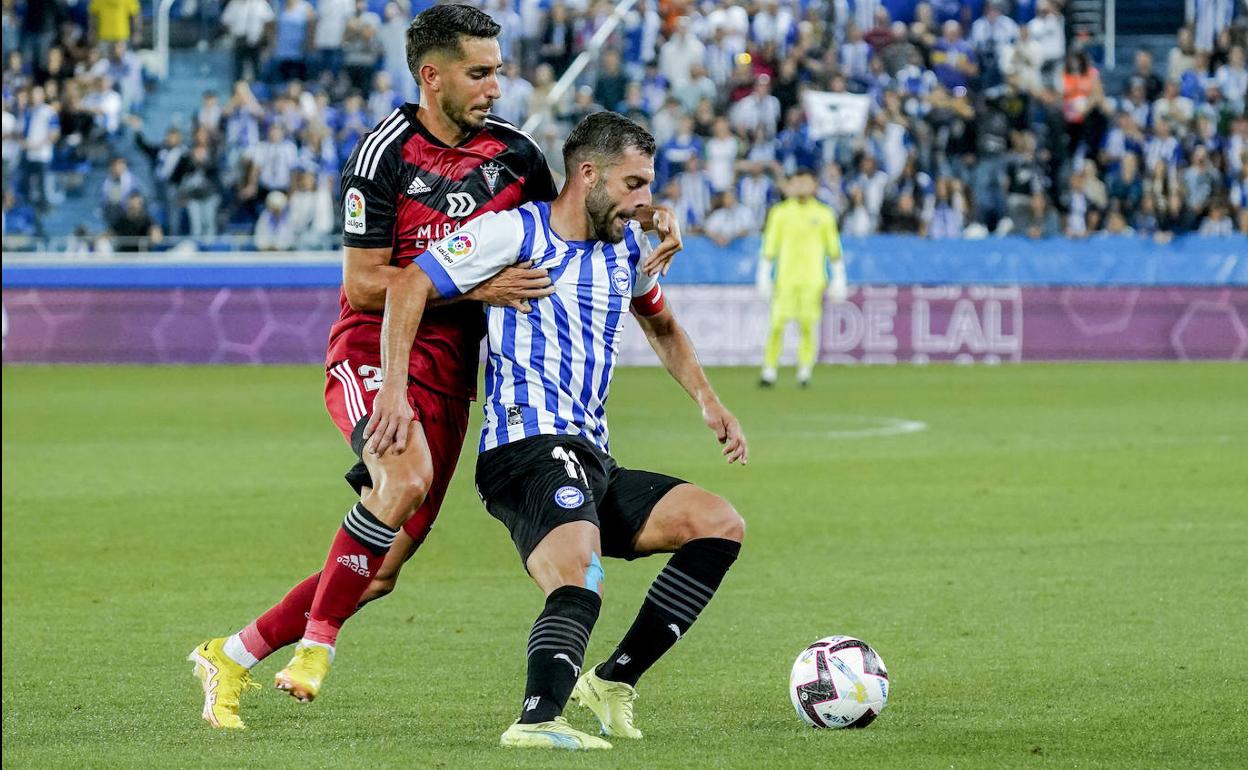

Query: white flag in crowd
<box><xmin>802</xmin><ymin>91</ymin><xmax>871</xmax><ymax>139</ymax></box>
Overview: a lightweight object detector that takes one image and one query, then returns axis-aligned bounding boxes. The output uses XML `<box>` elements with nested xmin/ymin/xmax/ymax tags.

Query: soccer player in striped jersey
<box><xmin>187</xmin><ymin>5</ymin><xmax>683</xmax><ymax>729</ymax></box>
<box><xmin>367</xmin><ymin>112</ymin><xmax>747</xmax><ymax>750</ymax></box>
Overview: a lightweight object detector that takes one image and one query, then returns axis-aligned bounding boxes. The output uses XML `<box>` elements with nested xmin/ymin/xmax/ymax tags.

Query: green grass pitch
<box><xmin>3</xmin><ymin>363</ymin><xmax>1246</xmax><ymax>769</ymax></box>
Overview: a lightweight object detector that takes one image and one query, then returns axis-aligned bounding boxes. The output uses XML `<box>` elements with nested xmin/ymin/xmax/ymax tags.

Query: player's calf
<box><xmin>592</xmin><ymin>486</ymin><xmax>743</xmax><ymax>691</ymax></box>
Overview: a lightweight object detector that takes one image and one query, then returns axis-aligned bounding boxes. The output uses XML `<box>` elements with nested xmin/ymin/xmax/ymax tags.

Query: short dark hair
<box><xmin>562</xmin><ymin>111</ymin><xmax>657</xmax><ymax>170</ymax></box>
<box><xmin>406</xmin><ymin>4</ymin><xmax>501</xmax><ymax>76</ymax></box>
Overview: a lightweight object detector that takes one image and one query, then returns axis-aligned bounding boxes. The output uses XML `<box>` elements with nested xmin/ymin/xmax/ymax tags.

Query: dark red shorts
<box><xmin>324</xmin><ymin>359</ymin><xmax>470</xmax><ymax>545</ymax></box>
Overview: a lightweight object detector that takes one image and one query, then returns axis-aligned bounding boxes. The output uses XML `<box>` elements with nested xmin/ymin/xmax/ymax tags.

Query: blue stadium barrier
<box><xmin>3</xmin><ymin>235</ymin><xmax>1245</xmax><ymax>288</ymax></box>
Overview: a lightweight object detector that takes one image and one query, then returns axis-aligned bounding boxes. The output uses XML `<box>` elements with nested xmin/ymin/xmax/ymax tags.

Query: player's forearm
<box><xmin>643</xmin><ymin>315</ymin><xmax>719</xmax><ymax>410</ymax></box>
<box><xmin>378</xmin><ymin>267</ymin><xmax>435</xmax><ymax>390</ymax></box>
<box><xmin>346</xmin><ymin>264</ymin><xmax>464</xmax><ymax>311</ymax></box>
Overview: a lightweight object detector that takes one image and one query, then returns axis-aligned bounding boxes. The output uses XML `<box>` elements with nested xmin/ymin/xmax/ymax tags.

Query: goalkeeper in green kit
<box><xmin>756</xmin><ymin>169</ymin><xmax>848</xmax><ymax>387</ymax></box>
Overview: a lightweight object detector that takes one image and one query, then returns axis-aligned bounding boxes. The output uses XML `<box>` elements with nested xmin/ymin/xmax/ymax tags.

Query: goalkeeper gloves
<box><xmin>826</xmin><ymin>259</ymin><xmax>848</xmax><ymax>303</ymax></box>
<box><xmin>755</xmin><ymin>258</ymin><xmax>774</xmax><ymax>298</ymax></box>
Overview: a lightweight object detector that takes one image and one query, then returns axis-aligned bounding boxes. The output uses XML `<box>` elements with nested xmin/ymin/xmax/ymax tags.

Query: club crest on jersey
<box><xmin>611</xmin><ymin>266</ymin><xmax>631</xmax><ymax>296</ymax></box>
<box><xmin>554</xmin><ymin>486</ymin><xmax>585</xmax><ymax>509</ymax></box>
<box><xmin>344</xmin><ymin>187</ymin><xmax>365</xmax><ymax>234</ymax></box>
<box><xmin>480</xmin><ymin>161</ymin><xmax>503</xmax><ymax>194</ymax></box>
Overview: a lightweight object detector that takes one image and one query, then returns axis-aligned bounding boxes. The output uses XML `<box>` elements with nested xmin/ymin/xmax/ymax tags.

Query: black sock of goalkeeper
<box><xmin>518</xmin><ymin>585</ymin><xmax>602</xmax><ymax>724</ymax></box>
<box><xmin>598</xmin><ymin>537</ymin><xmax>741</xmax><ymax>687</ymax></box>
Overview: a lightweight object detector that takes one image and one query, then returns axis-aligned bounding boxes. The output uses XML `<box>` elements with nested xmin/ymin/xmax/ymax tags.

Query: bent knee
<box><xmin>687</xmin><ymin>495</ymin><xmax>745</xmax><ymax>544</ymax></box>
<box><xmin>375</xmin><ymin>468</ymin><xmax>431</xmax><ymax>516</ymax></box>
<box><xmin>529</xmin><ymin>550</ymin><xmax>604</xmax><ymax>595</ymax></box>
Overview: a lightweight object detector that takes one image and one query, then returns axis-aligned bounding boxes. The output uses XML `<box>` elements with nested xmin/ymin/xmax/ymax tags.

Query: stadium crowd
<box><xmin>2</xmin><ymin>0</ymin><xmax>1247</xmax><ymax>251</ymax></box>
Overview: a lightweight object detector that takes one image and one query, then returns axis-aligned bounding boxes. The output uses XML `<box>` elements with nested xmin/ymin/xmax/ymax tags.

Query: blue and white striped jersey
<box><xmin>413</xmin><ymin>201</ymin><xmax>660</xmax><ymax>454</ymax></box>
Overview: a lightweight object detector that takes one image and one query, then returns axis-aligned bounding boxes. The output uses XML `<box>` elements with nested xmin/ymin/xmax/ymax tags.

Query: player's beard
<box><xmin>443</xmin><ymin>95</ymin><xmax>493</xmax><ymax>134</ymax></box>
<box><xmin>586</xmin><ymin>177</ymin><xmax>628</xmax><ymax>243</ymax></box>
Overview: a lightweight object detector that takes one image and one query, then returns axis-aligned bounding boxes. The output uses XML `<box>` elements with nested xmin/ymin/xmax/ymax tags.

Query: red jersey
<box><xmin>327</xmin><ymin>106</ymin><xmax>558</xmax><ymax>400</ymax></box>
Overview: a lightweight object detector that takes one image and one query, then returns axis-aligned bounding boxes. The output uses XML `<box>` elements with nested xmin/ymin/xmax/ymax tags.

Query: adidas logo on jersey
<box><xmin>336</xmin><ymin>554</ymin><xmax>371</xmax><ymax>577</ymax></box>
<box><xmin>405</xmin><ymin>177</ymin><xmax>431</xmax><ymax>196</ymax></box>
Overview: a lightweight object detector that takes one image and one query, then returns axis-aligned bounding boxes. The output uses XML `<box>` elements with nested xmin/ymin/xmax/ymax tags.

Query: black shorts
<box><xmin>475</xmin><ymin>434</ymin><xmax>686</xmax><ymax>566</ymax></box>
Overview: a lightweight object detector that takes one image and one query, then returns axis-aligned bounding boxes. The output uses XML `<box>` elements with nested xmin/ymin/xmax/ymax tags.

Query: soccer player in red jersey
<box><xmin>188</xmin><ymin>3</ymin><xmax>682</xmax><ymax>729</ymax></box>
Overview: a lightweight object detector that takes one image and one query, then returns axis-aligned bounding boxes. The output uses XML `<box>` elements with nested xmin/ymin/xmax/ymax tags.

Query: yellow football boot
<box><xmin>273</xmin><ymin>644</ymin><xmax>332</xmax><ymax>703</ymax></box>
<box><xmin>187</xmin><ymin>638</ymin><xmax>260</xmax><ymax>729</ymax></box>
<box><xmin>571</xmin><ymin>665</ymin><xmax>643</xmax><ymax>739</ymax></box>
<box><xmin>499</xmin><ymin>716</ymin><xmax>613</xmax><ymax>750</ymax></box>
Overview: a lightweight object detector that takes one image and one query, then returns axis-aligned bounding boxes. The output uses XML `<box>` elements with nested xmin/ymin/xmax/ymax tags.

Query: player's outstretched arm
<box><xmin>344</xmin><ymin>248</ymin><xmax>552</xmax><ymax>313</ymax></box>
<box><xmin>363</xmin><ymin>265</ymin><xmax>440</xmax><ymax>457</ymax></box>
<box><xmin>633</xmin><ymin>304</ymin><xmax>748</xmax><ymax>466</ymax></box>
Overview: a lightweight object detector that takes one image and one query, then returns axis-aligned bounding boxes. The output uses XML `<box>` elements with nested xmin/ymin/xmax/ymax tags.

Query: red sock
<box><xmin>304</xmin><ymin>503</ymin><xmax>396</xmax><ymax>647</ymax></box>
<box><xmin>239</xmin><ymin>571</ymin><xmax>321</xmax><ymax>660</ymax></box>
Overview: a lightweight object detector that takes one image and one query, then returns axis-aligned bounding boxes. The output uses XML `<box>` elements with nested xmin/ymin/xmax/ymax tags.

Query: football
<box><xmin>789</xmin><ymin>636</ymin><xmax>889</xmax><ymax>729</ymax></box>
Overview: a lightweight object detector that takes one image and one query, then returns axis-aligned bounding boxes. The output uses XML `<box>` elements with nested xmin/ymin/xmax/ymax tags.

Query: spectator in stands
<box><xmin>271</xmin><ymin>0</ymin><xmax>316</xmax><ymax>83</ymax></box>
<box><xmin>675</xmin><ymin>154</ymin><xmax>716</xmax><ymax>234</ymax></box>
<box><xmin>729</xmin><ymin>74</ymin><xmax>781</xmax><ymax>139</ymax></box>
<box><xmin>287</xmin><ymin>168</ymin><xmax>332</xmax><ymax>248</ymax></box>
<box><xmin>341</xmin><ymin>9</ymin><xmax>383</xmax><ymax>91</ymax></box>
<box><xmin>221</xmin><ymin>0</ymin><xmax>274</xmax><ymax>83</ymax></box>
<box><xmin>1129</xmin><ymin>50</ymin><xmax>1164</xmax><ymax>102</ymax></box>
<box><xmin>3</xmin><ymin>186</ymin><xmax>39</xmax><ymax>242</ymax></box>
<box><xmin>881</xmin><ymin>191</ymin><xmax>923</xmax><ymax>234</ymax></box>
<box><xmin>840</xmin><ymin>25</ymin><xmax>872</xmax><ymax>87</ymax></box>
<box><xmin>81</xmin><ymin>74</ymin><xmax>123</xmax><ymax>136</ymax></box>
<box><xmin>841</xmin><ymin>185</ymin><xmax>877</xmax><ymax>237</ymax></box>
<box><xmin>109</xmin><ymin>190</ymin><xmax>161</xmax><ymax>251</ymax></box>
<box><xmin>379</xmin><ymin>2</ymin><xmax>413</xmax><ymax>101</ymax></box>
<box><xmin>313</xmin><ymin>0</ymin><xmax>353</xmax><ymax>77</ymax></box>
<box><xmin>243</xmin><ymin>123</ymin><xmax>298</xmax><ymax>216</ymax></box>
<box><xmin>99</xmin><ymin>154</ymin><xmax>136</xmax><ymax>221</ymax></box>
<box><xmin>703</xmin><ymin>188</ymin><xmax>755</xmax><ymax>246</ymax></box>
<box><xmin>1215</xmin><ymin>45</ymin><xmax>1247</xmax><ymax>112</ymax></box>
<box><xmin>89</xmin><ymin>0</ymin><xmax>140</xmax><ymax>49</ymax></box>
<box><xmin>1023</xmin><ymin>188</ymin><xmax>1063</xmax><ymax>237</ymax></box>
<box><xmin>926</xmin><ymin>176</ymin><xmax>965</xmax><ymax>238</ymax></box>
<box><xmin>20</xmin><ymin>84</ymin><xmax>60</xmax><ymax>209</ymax></box>
<box><xmin>1153</xmin><ymin>79</ymin><xmax>1195</xmax><ymax>137</ymax></box>
<box><xmin>1198</xmin><ymin>198</ymin><xmax>1234</xmax><ymax>236</ymax></box>
<box><xmin>494</xmin><ymin>61</ymin><xmax>534</xmax><ymax>126</ymax></box>
<box><xmin>658</xmin><ymin>16</ymin><xmax>704</xmax><ymax>91</ymax></box>
<box><xmin>738</xmin><ymin>161</ymin><xmax>777</xmax><ymax>229</ymax></box>
<box><xmin>1182</xmin><ymin>145</ymin><xmax>1221</xmax><ymax>217</ymax></box>
<box><xmin>1001</xmin><ymin>22</ymin><xmax>1043</xmax><ymax>95</ymax></box>
<box><xmin>130</xmin><ymin>117</ymin><xmax>190</xmax><ymax>235</ymax></box>
<box><xmin>1107</xmin><ymin>152</ymin><xmax>1144</xmax><ymax>220</ymax></box>
<box><xmin>1167</xmin><ymin>27</ymin><xmax>1198</xmax><ymax>81</ymax></box>
<box><xmin>1157</xmin><ymin>187</ymin><xmax>1197</xmax><ymax>241</ymax></box>
<box><xmin>179</xmin><ymin>144</ymin><xmax>222</xmax><ymax>238</ymax></box>
<box><xmin>539</xmin><ymin>1</ymin><xmax>577</xmax><ymax>76</ymax></box>
<box><xmin>254</xmin><ymin>189</ymin><xmax>295</xmax><ymax>250</ymax></box>
<box><xmin>703</xmin><ymin>116</ymin><xmax>741</xmax><ymax>193</ymax></box>
<box><xmin>1133</xmin><ymin>194</ymin><xmax>1160</xmax><ymax>238</ymax></box>
<box><xmin>593</xmin><ymin>49</ymin><xmax>629</xmax><ymax>118</ymax></box>
<box><xmin>657</xmin><ymin>114</ymin><xmax>701</xmax><ymax>191</ymax></box>
<box><xmin>1028</xmin><ymin>0</ymin><xmax>1065</xmax><ymax>86</ymax></box>
<box><xmin>970</xmin><ymin>0</ymin><xmax>1018</xmax><ymax>87</ymax></box>
<box><xmin>1101</xmin><ymin>207</ymin><xmax>1134</xmax><ymax>237</ymax></box>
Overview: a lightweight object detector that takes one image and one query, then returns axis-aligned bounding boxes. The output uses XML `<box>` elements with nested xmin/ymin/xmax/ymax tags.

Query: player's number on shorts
<box><xmin>551</xmin><ymin>447</ymin><xmax>588</xmax><ymax>485</ymax></box>
<box><xmin>358</xmin><ymin>364</ymin><xmax>383</xmax><ymax>392</ymax></box>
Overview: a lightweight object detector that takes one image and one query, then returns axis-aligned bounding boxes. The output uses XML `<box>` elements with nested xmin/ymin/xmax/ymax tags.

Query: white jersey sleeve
<box><xmin>629</xmin><ymin>222</ymin><xmax>661</xmax><ymax>298</ymax></box>
<box><xmin>412</xmin><ymin>209</ymin><xmax>524</xmax><ymax>299</ymax></box>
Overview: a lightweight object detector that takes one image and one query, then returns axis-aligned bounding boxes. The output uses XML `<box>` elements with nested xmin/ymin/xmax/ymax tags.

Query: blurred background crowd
<box><xmin>2</xmin><ymin>0</ymin><xmax>1246</xmax><ymax>252</ymax></box>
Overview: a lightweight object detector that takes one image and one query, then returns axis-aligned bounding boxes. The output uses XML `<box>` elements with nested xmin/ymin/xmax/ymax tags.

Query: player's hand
<box><xmin>755</xmin><ymin>259</ymin><xmax>773</xmax><ymax>298</ymax></box>
<box><xmin>636</xmin><ymin>205</ymin><xmax>683</xmax><ymax>276</ymax></box>
<box><xmin>466</xmin><ymin>261</ymin><xmax>554</xmax><ymax>313</ymax></box>
<box><xmin>702</xmin><ymin>401</ymin><xmax>748</xmax><ymax>466</ymax></box>
<box><xmin>363</xmin><ymin>383</ymin><xmax>415</xmax><ymax>456</ymax></box>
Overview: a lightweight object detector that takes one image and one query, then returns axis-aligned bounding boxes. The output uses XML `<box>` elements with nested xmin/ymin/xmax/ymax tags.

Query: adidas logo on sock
<box><xmin>406</xmin><ymin>177</ymin><xmax>431</xmax><ymax>196</ymax></box>
<box><xmin>336</xmin><ymin>554</ymin><xmax>371</xmax><ymax>577</ymax></box>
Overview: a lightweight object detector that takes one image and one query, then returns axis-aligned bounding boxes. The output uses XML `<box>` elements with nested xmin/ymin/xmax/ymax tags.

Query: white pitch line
<box><xmin>769</xmin><ymin>415</ymin><xmax>930</xmax><ymax>439</ymax></box>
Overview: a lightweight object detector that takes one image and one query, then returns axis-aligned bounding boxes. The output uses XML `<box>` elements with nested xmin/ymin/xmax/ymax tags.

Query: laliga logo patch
<box><xmin>344</xmin><ymin>187</ymin><xmax>366</xmax><ymax>234</ymax></box>
<box><xmin>611</xmin><ymin>266</ymin><xmax>631</xmax><ymax>296</ymax></box>
<box><xmin>436</xmin><ymin>232</ymin><xmax>475</xmax><ymax>265</ymax></box>
<box><xmin>554</xmin><ymin>486</ymin><xmax>585</xmax><ymax>509</ymax></box>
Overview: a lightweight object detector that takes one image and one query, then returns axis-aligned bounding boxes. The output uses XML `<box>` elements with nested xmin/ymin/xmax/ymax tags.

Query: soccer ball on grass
<box><xmin>789</xmin><ymin>636</ymin><xmax>889</xmax><ymax>729</ymax></box>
